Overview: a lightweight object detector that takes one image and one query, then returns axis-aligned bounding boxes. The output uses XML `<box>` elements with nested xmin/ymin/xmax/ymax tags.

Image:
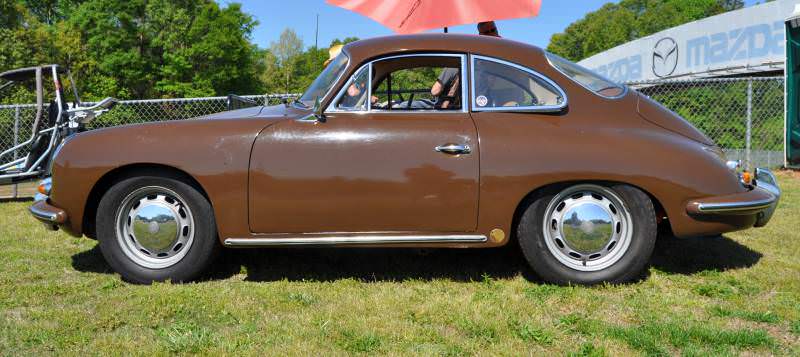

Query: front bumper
<box><xmin>30</xmin><ymin>199</ymin><xmax>68</xmax><ymax>230</ymax></box>
<box><xmin>29</xmin><ymin>178</ymin><xmax>68</xmax><ymax>230</ymax></box>
<box><xmin>686</xmin><ymin>168</ymin><xmax>781</xmax><ymax>227</ymax></box>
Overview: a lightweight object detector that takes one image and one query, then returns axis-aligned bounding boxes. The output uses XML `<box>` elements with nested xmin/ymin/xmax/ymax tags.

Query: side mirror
<box><xmin>313</xmin><ymin>97</ymin><xmax>326</xmax><ymax>123</ymax></box>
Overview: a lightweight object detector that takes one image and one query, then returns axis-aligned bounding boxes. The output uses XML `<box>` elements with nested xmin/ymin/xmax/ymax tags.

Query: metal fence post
<box><xmin>12</xmin><ymin>107</ymin><xmax>19</xmax><ymax>199</ymax></box>
<box><xmin>745</xmin><ymin>79</ymin><xmax>752</xmax><ymax>172</ymax></box>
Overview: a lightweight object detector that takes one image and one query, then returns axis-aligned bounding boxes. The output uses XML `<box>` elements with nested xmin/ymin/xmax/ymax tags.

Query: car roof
<box><xmin>342</xmin><ymin>33</ymin><xmax>545</xmax><ymax>65</ymax></box>
<box><xmin>0</xmin><ymin>65</ymin><xmax>64</xmax><ymax>82</ymax></box>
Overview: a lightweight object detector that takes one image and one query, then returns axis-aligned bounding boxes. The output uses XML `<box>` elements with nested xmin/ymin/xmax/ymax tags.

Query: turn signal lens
<box><xmin>742</xmin><ymin>171</ymin><xmax>752</xmax><ymax>185</ymax></box>
<box><xmin>37</xmin><ymin>178</ymin><xmax>52</xmax><ymax>196</ymax></box>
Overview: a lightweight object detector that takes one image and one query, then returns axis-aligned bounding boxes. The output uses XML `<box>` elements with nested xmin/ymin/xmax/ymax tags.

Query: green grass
<box><xmin>1</xmin><ymin>172</ymin><xmax>799</xmax><ymax>355</ymax></box>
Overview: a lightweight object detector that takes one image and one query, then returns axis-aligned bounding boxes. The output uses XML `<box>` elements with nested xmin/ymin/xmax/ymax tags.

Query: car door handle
<box><xmin>435</xmin><ymin>143</ymin><xmax>471</xmax><ymax>155</ymax></box>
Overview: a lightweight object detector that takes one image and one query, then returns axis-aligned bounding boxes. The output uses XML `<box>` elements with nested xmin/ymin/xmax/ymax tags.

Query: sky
<box><xmin>220</xmin><ymin>0</ymin><xmax>762</xmax><ymax>50</ymax></box>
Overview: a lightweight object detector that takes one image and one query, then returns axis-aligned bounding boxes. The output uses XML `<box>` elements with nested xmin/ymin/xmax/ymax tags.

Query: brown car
<box><xmin>29</xmin><ymin>34</ymin><xmax>780</xmax><ymax>285</ymax></box>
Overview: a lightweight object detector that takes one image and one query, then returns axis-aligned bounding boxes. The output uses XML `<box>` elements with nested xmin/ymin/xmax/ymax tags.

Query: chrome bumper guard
<box><xmin>753</xmin><ymin>168</ymin><xmax>781</xmax><ymax>227</ymax></box>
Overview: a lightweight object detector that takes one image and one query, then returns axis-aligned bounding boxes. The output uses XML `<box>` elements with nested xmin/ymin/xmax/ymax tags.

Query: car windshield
<box><xmin>545</xmin><ymin>52</ymin><xmax>625</xmax><ymax>98</ymax></box>
<box><xmin>298</xmin><ymin>52</ymin><xmax>349</xmax><ymax>108</ymax></box>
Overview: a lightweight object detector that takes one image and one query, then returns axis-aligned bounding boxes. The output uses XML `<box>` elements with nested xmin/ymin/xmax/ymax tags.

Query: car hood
<box><xmin>69</xmin><ymin>104</ymin><xmax>313</xmax><ymax>145</ymax></box>
<box><xmin>195</xmin><ymin>104</ymin><xmax>311</xmax><ymax>121</ymax></box>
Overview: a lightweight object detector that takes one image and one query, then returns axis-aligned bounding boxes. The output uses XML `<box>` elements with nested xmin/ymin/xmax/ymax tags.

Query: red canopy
<box><xmin>326</xmin><ymin>0</ymin><xmax>542</xmax><ymax>35</ymax></box>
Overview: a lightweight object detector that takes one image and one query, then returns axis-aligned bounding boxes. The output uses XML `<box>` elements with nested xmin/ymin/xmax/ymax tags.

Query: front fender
<box><xmin>49</xmin><ymin>118</ymin><xmax>273</xmax><ymax>239</ymax></box>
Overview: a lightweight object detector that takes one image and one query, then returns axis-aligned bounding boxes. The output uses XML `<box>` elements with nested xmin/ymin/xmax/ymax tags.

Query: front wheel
<box><xmin>96</xmin><ymin>176</ymin><xmax>219</xmax><ymax>283</ymax></box>
<box><xmin>518</xmin><ymin>183</ymin><xmax>657</xmax><ymax>285</ymax></box>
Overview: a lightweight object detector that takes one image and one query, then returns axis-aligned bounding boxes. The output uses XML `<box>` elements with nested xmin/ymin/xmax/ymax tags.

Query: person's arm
<box><xmin>431</xmin><ymin>68</ymin><xmax>454</xmax><ymax>96</ymax></box>
<box><xmin>431</xmin><ymin>80</ymin><xmax>443</xmax><ymax>96</ymax></box>
<box><xmin>440</xmin><ymin>76</ymin><xmax>460</xmax><ymax>109</ymax></box>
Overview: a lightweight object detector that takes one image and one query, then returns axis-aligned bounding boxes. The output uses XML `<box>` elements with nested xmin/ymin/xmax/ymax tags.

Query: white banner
<box><xmin>578</xmin><ymin>0</ymin><xmax>796</xmax><ymax>82</ymax></box>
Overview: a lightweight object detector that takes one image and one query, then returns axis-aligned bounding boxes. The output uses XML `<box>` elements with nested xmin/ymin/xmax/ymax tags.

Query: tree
<box><xmin>1</xmin><ymin>1</ymin><xmax>363</xmax><ymax>101</ymax></box>
<box><xmin>0</xmin><ymin>0</ymin><xmax>24</xmax><ymax>29</ymax></box>
<box><xmin>1</xmin><ymin>0</ymin><xmax>264</xmax><ymax>100</ymax></box>
<box><xmin>21</xmin><ymin>0</ymin><xmax>83</xmax><ymax>25</ymax></box>
<box><xmin>270</xmin><ymin>28</ymin><xmax>303</xmax><ymax>94</ymax></box>
<box><xmin>547</xmin><ymin>0</ymin><xmax>746</xmax><ymax>61</ymax></box>
<box><xmin>65</xmin><ymin>0</ymin><xmax>263</xmax><ymax>99</ymax></box>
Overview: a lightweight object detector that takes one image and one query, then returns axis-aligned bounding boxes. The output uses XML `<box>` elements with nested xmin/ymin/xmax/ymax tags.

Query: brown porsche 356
<box><xmin>29</xmin><ymin>34</ymin><xmax>780</xmax><ymax>284</ymax></box>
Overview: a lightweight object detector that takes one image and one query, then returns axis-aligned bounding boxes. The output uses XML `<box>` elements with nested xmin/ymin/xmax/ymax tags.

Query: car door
<box><xmin>248</xmin><ymin>53</ymin><xmax>479</xmax><ymax>234</ymax></box>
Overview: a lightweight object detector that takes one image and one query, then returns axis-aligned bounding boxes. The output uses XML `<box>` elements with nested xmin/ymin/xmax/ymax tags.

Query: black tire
<box><xmin>96</xmin><ymin>175</ymin><xmax>219</xmax><ymax>284</ymax></box>
<box><xmin>517</xmin><ymin>183</ymin><xmax>657</xmax><ymax>285</ymax></box>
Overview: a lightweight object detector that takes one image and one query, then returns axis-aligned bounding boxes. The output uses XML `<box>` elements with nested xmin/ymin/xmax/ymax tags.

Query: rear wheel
<box><xmin>96</xmin><ymin>176</ymin><xmax>219</xmax><ymax>283</ymax></box>
<box><xmin>517</xmin><ymin>183</ymin><xmax>656</xmax><ymax>285</ymax></box>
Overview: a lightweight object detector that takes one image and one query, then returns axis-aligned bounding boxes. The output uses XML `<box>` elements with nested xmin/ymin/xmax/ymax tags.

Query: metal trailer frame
<box><xmin>0</xmin><ymin>65</ymin><xmax>69</xmax><ymax>185</ymax></box>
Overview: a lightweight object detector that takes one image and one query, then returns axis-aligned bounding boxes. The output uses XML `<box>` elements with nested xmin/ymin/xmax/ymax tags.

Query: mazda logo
<box><xmin>653</xmin><ymin>37</ymin><xmax>678</xmax><ymax>78</ymax></box>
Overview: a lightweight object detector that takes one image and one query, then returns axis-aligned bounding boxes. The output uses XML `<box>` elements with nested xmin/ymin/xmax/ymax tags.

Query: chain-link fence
<box><xmin>0</xmin><ymin>94</ymin><xmax>296</xmax><ymax>153</ymax></box>
<box><xmin>628</xmin><ymin>76</ymin><xmax>785</xmax><ymax>170</ymax></box>
<box><xmin>0</xmin><ymin>77</ymin><xmax>787</xmax><ymax>198</ymax></box>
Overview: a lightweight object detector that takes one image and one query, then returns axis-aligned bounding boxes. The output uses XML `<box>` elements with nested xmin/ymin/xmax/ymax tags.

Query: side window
<box><xmin>371</xmin><ymin>55</ymin><xmax>463</xmax><ymax>111</ymax></box>
<box><xmin>472</xmin><ymin>57</ymin><xmax>565</xmax><ymax>111</ymax></box>
<box><xmin>333</xmin><ymin>66</ymin><xmax>369</xmax><ymax>111</ymax></box>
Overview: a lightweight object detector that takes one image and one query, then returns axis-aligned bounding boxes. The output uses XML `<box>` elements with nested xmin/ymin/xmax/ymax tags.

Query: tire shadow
<box><xmin>71</xmin><ymin>245</ymin><xmax>113</xmax><ymax>274</ymax></box>
<box><xmin>649</xmin><ymin>234</ymin><xmax>762</xmax><ymax>274</ymax></box>
<box><xmin>69</xmin><ymin>234</ymin><xmax>762</xmax><ymax>283</ymax></box>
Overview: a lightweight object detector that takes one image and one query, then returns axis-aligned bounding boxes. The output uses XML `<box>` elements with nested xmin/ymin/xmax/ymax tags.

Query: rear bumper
<box><xmin>686</xmin><ymin>168</ymin><xmax>781</xmax><ymax>228</ymax></box>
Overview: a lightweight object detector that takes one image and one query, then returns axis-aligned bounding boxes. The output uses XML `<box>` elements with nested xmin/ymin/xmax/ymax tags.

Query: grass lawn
<box><xmin>1</xmin><ymin>172</ymin><xmax>799</xmax><ymax>355</ymax></box>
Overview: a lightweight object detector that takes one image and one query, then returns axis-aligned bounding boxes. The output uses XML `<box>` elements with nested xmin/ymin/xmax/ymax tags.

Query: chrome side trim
<box><xmin>223</xmin><ymin>234</ymin><xmax>488</xmax><ymax>247</ymax></box>
<box><xmin>696</xmin><ymin>197</ymin><xmax>776</xmax><ymax>213</ymax></box>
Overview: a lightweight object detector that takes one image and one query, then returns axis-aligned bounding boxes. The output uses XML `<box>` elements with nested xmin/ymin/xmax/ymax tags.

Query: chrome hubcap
<box><xmin>116</xmin><ymin>186</ymin><xmax>194</xmax><ymax>269</ymax></box>
<box><xmin>543</xmin><ymin>185</ymin><xmax>632</xmax><ymax>272</ymax></box>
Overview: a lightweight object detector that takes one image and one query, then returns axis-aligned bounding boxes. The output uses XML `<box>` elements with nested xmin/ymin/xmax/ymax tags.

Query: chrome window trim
<box><xmin>326</xmin><ymin>63</ymin><xmax>371</xmax><ymax>113</ymax></box>
<box><xmin>544</xmin><ymin>52</ymin><xmax>628</xmax><ymax>100</ymax></box>
<box><xmin>470</xmin><ymin>54</ymin><xmax>568</xmax><ymax>113</ymax></box>
<box><xmin>326</xmin><ymin>53</ymin><xmax>468</xmax><ymax>114</ymax></box>
<box><xmin>302</xmin><ymin>52</ymin><xmax>350</xmax><ymax>110</ymax></box>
